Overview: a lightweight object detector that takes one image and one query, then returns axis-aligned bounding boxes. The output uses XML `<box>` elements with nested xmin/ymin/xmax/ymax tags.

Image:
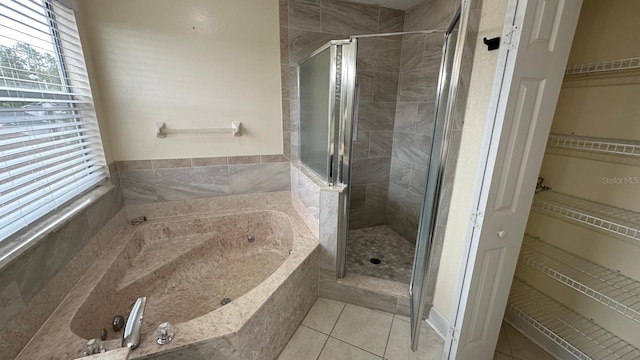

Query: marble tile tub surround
<box><xmin>290</xmin><ymin>164</ymin><xmax>343</xmax><ymax>272</ymax></box>
<box><xmin>117</xmin><ymin>155</ymin><xmax>290</xmax><ymax>205</ymax></box>
<box><xmin>0</xmin><ymin>185</ymin><xmax>126</xmax><ymax>360</ymax></box>
<box><xmin>17</xmin><ymin>191</ymin><xmax>320</xmax><ymax>360</ymax></box>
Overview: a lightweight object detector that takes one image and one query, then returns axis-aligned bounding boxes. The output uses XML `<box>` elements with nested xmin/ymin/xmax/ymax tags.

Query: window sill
<box><xmin>0</xmin><ymin>185</ymin><xmax>115</xmax><ymax>270</ymax></box>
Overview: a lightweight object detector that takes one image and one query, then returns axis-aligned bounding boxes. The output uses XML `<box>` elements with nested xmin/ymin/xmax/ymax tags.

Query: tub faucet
<box><xmin>123</xmin><ymin>297</ymin><xmax>146</xmax><ymax>349</ymax></box>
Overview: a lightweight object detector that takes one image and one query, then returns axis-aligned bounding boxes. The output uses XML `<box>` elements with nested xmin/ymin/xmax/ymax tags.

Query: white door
<box><xmin>445</xmin><ymin>0</ymin><xmax>582</xmax><ymax>358</ymax></box>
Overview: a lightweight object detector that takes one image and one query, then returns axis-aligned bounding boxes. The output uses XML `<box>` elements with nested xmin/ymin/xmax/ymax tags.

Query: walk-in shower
<box><xmin>296</xmin><ymin>8</ymin><xmax>463</xmax><ymax>350</ymax></box>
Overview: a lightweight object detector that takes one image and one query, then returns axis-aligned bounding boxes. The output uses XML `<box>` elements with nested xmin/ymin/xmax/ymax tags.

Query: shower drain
<box><xmin>220</xmin><ymin>298</ymin><xmax>232</xmax><ymax>305</ymax></box>
<box><xmin>369</xmin><ymin>258</ymin><xmax>381</xmax><ymax>265</ymax></box>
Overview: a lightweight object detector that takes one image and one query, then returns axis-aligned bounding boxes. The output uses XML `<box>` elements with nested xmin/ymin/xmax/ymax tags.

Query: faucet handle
<box><xmin>156</xmin><ymin>322</ymin><xmax>174</xmax><ymax>345</ymax></box>
<box><xmin>82</xmin><ymin>338</ymin><xmax>104</xmax><ymax>355</ymax></box>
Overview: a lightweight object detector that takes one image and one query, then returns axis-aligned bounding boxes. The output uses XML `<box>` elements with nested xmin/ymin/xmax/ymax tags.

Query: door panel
<box><xmin>446</xmin><ymin>0</ymin><xmax>582</xmax><ymax>358</ymax></box>
<box><xmin>466</xmin><ymin>247</ymin><xmax>506</xmax><ymax>345</ymax></box>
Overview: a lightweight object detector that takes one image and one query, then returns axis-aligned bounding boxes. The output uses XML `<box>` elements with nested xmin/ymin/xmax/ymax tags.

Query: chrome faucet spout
<box><xmin>123</xmin><ymin>297</ymin><xmax>146</xmax><ymax>349</ymax></box>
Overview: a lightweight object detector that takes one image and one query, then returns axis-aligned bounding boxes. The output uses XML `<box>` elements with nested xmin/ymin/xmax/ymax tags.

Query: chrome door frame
<box><xmin>409</xmin><ymin>6</ymin><xmax>464</xmax><ymax>351</ymax></box>
<box><xmin>296</xmin><ymin>40</ymin><xmax>353</xmax><ymax>186</ymax></box>
<box><xmin>336</xmin><ymin>39</ymin><xmax>358</xmax><ymax>277</ymax></box>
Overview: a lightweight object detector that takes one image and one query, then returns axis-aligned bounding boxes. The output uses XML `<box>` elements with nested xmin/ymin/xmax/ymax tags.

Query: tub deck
<box><xmin>15</xmin><ymin>192</ymin><xmax>319</xmax><ymax>360</ymax></box>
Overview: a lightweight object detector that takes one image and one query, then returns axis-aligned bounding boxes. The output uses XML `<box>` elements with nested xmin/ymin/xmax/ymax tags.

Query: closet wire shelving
<box><xmin>548</xmin><ymin>134</ymin><xmax>640</xmax><ymax>158</ymax></box>
<box><xmin>507</xmin><ymin>279</ymin><xmax>640</xmax><ymax>360</ymax></box>
<box><xmin>520</xmin><ymin>235</ymin><xmax>640</xmax><ymax>323</ymax></box>
<box><xmin>532</xmin><ymin>191</ymin><xmax>640</xmax><ymax>242</ymax></box>
<box><xmin>565</xmin><ymin>57</ymin><xmax>640</xmax><ymax>75</ymax></box>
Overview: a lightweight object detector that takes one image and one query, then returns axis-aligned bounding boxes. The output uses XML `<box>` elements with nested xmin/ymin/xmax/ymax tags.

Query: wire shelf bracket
<box><xmin>565</xmin><ymin>57</ymin><xmax>640</xmax><ymax>75</ymax></box>
<box><xmin>507</xmin><ymin>279</ymin><xmax>640</xmax><ymax>360</ymax></box>
<box><xmin>520</xmin><ymin>235</ymin><xmax>640</xmax><ymax>323</ymax></box>
<box><xmin>155</xmin><ymin>121</ymin><xmax>242</xmax><ymax>138</ymax></box>
<box><xmin>532</xmin><ymin>191</ymin><xmax>640</xmax><ymax>242</ymax></box>
<box><xmin>548</xmin><ymin>133</ymin><xmax>640</xmax><ymax>158</ymax></box>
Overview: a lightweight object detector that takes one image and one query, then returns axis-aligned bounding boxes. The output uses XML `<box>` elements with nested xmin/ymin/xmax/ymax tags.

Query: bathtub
<box><xmin>16</xmin><ymin>192</ymin><xmax>319</xmax><ymax>360</ymax></box>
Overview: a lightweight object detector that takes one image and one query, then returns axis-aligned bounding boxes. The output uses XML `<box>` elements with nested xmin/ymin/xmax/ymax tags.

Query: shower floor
<box><xmin>346</xmin><ymin>225</ymin><xmax>415</xmax><ymax>283</ymax></box>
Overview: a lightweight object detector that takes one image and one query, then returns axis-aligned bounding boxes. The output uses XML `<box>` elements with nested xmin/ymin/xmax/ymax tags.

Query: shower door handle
<box><xmin>352</xmin><ymin>85</ymin><xmax>360</xmax><ymax>141</ymax></box>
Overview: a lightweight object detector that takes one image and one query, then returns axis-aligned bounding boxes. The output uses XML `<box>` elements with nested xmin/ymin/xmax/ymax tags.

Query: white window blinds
<box><xmin>0</xmin><ymin>0</ymin><xmax>107</xmax><ymax>242</ymax></box>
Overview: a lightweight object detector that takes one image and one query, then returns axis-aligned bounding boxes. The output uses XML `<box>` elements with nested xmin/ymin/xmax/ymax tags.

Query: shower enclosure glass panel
<box><xmin>297</xmin><ymin>41</ymin><xmax>356</xmax><ymax>186</ymax></box>
<box><xmin>298</xmin><ymin>47</ymin><xmax>333</xmax><ymax>181</ymax></box>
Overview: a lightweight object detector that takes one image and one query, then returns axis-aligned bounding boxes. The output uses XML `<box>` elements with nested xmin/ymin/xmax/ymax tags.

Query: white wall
<box><xmin>73</xmin><ymin>2</ymin><xmax>114</xmax><ymax>164</ymax></box>
<box><xmin>78</xmin><ymin>0</ymin><xmax>282</xmax><ymax>161</ymax></box>
<box><xmin>431</xmin><ymin>0</ymin><xmax>510</xmax><ymax>320</ymax></box>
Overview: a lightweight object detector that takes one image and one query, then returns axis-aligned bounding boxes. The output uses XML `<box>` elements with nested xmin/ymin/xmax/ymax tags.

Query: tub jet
<box><xmin>221</xmin><ymin>298</ymin><xmax>232</xmax><ymax>305</ymax></box>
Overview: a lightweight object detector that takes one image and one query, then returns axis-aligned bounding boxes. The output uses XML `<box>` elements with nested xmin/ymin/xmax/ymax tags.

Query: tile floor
<box><xmin>279</xmin><ymin>297</ymin><xmax>443</xmax><ymax>360</ymax></box>
<box><xmin>280</xmin><ymin>298</ymin><xmax>554</xmax><ymax>360</ymax></box>
<box><xmin>346</xmin><ymin>226</ymin><xmax>415</xmax><ymax>283</ymax></box>
<box><xmin>494</xmin><ymin>322</ymin><xmax>555</xmax><ymax>360</ymax></box>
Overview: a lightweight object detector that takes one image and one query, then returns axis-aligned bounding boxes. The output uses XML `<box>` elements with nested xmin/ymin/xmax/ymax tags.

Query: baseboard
<box><xmin>426</xmin><ymin>307</ymin><xmax>449</xmax><ymax>340</ymax></box>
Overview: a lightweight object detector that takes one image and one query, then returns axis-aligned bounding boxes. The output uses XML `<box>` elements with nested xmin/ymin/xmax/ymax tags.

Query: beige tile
<box><xmin>318</xmin><ymin>338</ymin><xmax>381</xmax><ymax>360</ymax></box>
<box><xmin>319</xmin><ymin>276</ymin><xmax>398</xmax><ymax>315</ymax></box>
<box><xmin>303</xmin><ymin>298</ymin><xmax>346</xmax><ymax>334</ymax></box>
<box><xmin>261</xmin><ymin>154</ymin><xmax>289</xmax><ymax>163</ymax></box>
<box><xmin>227</xmin><ymin>155</ymin><xmax>261</xmax><ymax>165</ymax></box>
<box><xmin>384</xmin><ymin>318</ymin><xmax>443</xmax><ymax>360</ymax></box>
<box><xmin>278</xmin><ymin>326</ymin><xmax>327</xmax><ymax>360</ymax></box>
<box><xmin>504</xmin><ymin>324</ymin><xmax>554</xmax><ymax>360</ymax></box>
<box><xmin>192</xmin><ymin>157</ymin><xmax>228</xmax><ymax>166</ymax></box>
<box><xmin>495</xmin><ymin>324</ymin><xmax>512</xmax><ymax>356</ymax></box>
<box><xmin>396</xmin><ymin>297</ymin><xmax>411</xmax><ymax>319</ymax></box>
<box><xmin>117</xmin><ymin>160</ymin><xmax>152</xmax><ymax>171</ymax></box>
<box><xmin>494</xmin><ymin>352</ymin><xmax>513</xmax><ymax>360</ymax></box>
<box><xmin>331</xmin><ymin>304</ymin><xmax>393</xmax><ymax>356</ymax></box>
<box><xmin>151</xmin><ymin>158</ymin><xmax>191</xmax><ymax>169</ymax></box>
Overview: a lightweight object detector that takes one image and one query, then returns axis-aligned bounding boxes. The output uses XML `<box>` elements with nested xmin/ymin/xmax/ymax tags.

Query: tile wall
<box><xmin>282</xmin><ymin>0</ymin><xmax>414</xmax><ymax>287</ymax></box>
<box><xmin>281</xmin><ymin>0</ymin><xmax>405</xmax><ymax>163</ymax></box>
<box><xmin>118</xmin><ymin>155</ymin><xmax>290</xmax><ymax>205</ymax></box>
<box><xmin>280</xmin><ymin>0</ymin><xmax>406</xmax><ymax>231</ymax></box>
<box><xmin>349</xmin><ymin>35</ymin><xmax>404</xmax><ymax>230</ymax></box>
<box><xmin>386</xmin><ymin>0</ymin><xmax>459</xmax><ymax>244</ymax></box>
<box><xmin>0</xmin><ymin>166</ymin><xmax>126</xmax><ymax>359</ymax></box>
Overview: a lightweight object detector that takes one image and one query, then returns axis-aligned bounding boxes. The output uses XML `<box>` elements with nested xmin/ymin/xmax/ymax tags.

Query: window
<box><xmin>0</xmin><ymin>0</ymin><xmax>107</xmax><ymax>242</ymax></box>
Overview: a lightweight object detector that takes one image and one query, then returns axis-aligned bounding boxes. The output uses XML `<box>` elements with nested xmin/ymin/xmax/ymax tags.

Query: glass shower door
<box><xmin>410</xmin><ymin>11</ymin><xmax>461</xmax><ymax>351</ymax></box>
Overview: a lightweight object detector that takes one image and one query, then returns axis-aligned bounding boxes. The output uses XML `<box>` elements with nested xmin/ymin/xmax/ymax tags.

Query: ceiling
<box><xmin>342</xmin><ymin>0</ymin><xmax>426</xmax><ymax>10</ymax></box>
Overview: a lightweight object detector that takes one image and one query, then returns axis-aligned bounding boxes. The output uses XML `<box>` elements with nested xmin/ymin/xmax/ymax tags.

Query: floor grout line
<box><xmin>328</xmin><ymin>302</ymin><xmax>347</xmax><ymax>336</ymax></box>
<box><xmin>314</xmin><ymin>329</ymin><xmax>330</xmax><ymax>360</ymax></box>
<box><xmin>382</xmin><ymin>316</ymin><xmax>395</xmax><ymax>359</ymax></box>
<box><xmin>314</xmin><ymin>301</ymin><xmax>347</xmax><ymax>359</ymax></box>
<box><xmin>327</xmin><ymin>336</ymin><xmax>386</xmax><ymax>359</ymax></box>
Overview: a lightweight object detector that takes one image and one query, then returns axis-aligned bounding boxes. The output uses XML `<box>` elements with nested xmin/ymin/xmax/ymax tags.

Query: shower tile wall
<box><xmin>349</xmin><ymin>37</ymin><xmax>403</xmax><ymax>229</ymax></box>
<box><xmin>280</xmin><ymin>0</ymin><xmax>405</xmax><ymax>230</ymax></box>
<box><xmin>386</xmin><ymin>0</ymin><xmax>458</xmax><ymax>243</ymax></box>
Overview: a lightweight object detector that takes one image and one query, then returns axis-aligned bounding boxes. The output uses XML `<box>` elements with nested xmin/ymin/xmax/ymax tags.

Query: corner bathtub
<box><xmin>17</xmin><ymin>192</ymin><xmax>319</xmax><ymax>360</ymax></box>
